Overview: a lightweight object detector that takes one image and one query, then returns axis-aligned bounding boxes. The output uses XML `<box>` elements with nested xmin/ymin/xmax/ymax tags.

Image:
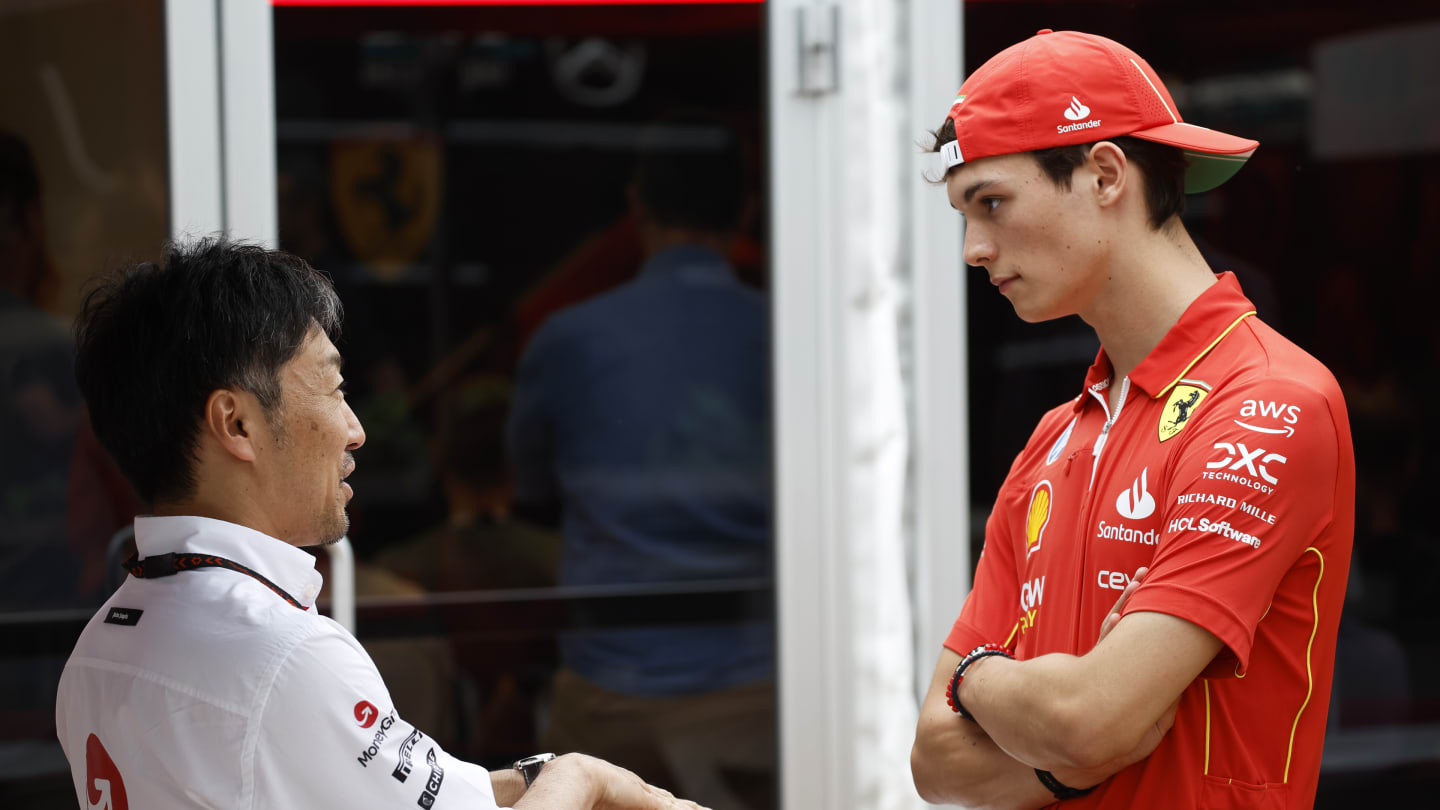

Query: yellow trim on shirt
<box><xmin>1203</xmin><ymin>679</ymin><xmax>1212</xmax><ymax>775</ymax></box>
<box><xmin>1152</xmin><ymin>311</ymin><xmax>1257</xmax><ymax>399</ymax></box>
<box><xmin>1284</xmin><ymin>548</ymin><xmax>1325</xmax><ymax>783</ymax></box>
<box><xmin>1003</xmin><ymin>621</ymin><xmax>1020</xmax><ymax>649</ymax></box>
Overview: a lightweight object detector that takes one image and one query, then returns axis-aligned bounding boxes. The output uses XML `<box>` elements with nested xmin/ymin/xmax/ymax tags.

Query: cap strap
<box><xmin>940</xmin><ymin>140</ymin><xmax>964</xmax><ymax>171</ymax></box>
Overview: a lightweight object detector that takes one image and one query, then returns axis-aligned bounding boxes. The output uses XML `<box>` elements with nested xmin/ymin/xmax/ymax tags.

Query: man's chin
<box><xmin>1011</xmin><ymin>299</ymin><xmax>1067</xmax><ymax>324</ymax></box>
<box><xmin>306</xmin><ymin>513</ymin><xmax>351</xmax><ymax>548</ymax></box>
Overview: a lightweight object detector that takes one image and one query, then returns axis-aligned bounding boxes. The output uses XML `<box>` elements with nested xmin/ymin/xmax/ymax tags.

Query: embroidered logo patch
<box><xmin>1159</xmin><ymin>380</ymin><xmax>1211</xmax><ymax>442</ymax></box>
<box><xmin>1025</xmin><ymin>481</ymin><xmax>1054</xmax><ymax>558</ymax></box>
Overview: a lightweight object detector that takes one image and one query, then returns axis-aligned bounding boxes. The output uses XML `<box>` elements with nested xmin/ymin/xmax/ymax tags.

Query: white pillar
<box><xmin>772</xmin><ymin>1</ymin><xmax>962</xmax><ymax>807</ymax></box>
<box><xmin>165</xmin><ymin>0</ymin><xmax>224</xmax><ymax>241</ymax></box>
<box><xmin>218</xmin><ymin>0</ymin><xmax>278</xmax><ymax>247</ymax></box>
<box><xmin>164</xmin><ymin>0</ymin><xmax>277</xmax><ymax>247</ymax></box>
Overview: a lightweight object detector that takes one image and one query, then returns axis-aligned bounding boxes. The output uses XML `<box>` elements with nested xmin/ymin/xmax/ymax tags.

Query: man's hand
<box><xmin>959</xmin><ymin>571</ymin><xmax>1218</xmax><ymax>772</ymax></box>
<box><xmin>1041</xmin><ymin>566</ymin><xmax>1179</xmax><ymax>788</ymax></box>
<box><xmin>1044</xmin><ymin>566</ymin><xmax>1174</xmax><ymax>789</ymax></box>
<box><xmin>1096</xmin><ymin>566</ymin><xmax>1147</xmax><ymax>644</ymax></box>
<box><xmin>511</xmin><ymin>753</ymin><xmax>709</xmax><ymax>810</ymax></box>
<box><xmin>1047</xmin><ymin>696</ymin><xmax>1178</xmax><ymax>789</ymax></box>
<box><xmin>584</xmin><ymin>755</ymin><xmax>707</xmax><ymax>810</ymax></box>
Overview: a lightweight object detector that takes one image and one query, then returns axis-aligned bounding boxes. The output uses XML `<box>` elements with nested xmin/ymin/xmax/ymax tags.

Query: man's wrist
<box><xmin>491</xmin><ymin>767</ymin><xmax>527</xmax><ymax>806</ymax></box>
<box><xmin>952</xmin><ymin>645</ymin><xmax>1012</xmax><ymax>721</ymax></box>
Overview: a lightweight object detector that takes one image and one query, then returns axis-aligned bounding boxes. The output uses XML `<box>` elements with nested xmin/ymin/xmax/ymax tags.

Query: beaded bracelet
<box><xmin>945</xmin><ymin>643</ymin><xmax>1013</xmax><ymax>721</ymax></box>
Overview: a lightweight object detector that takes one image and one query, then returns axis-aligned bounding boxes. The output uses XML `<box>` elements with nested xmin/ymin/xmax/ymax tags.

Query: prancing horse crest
<box><xmin>1159</xmin><ymin>380</ymin><xmax>1212</xmax><ymax>442</ymax></box>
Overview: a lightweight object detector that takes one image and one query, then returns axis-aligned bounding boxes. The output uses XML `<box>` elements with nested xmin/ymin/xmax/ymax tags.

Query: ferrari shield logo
<box><xmin>1159</xmin><ymin>380</ymin><xmax>1211</xmax><ymax>442</ymax></box>
<box><xmin>331</xmin><ymin>138</ymin><xmax>442</xmax><ymax>280</ymax></box>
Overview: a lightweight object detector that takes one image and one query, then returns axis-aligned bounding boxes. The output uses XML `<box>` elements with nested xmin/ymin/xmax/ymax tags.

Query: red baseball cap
<box><xmin>941</xmin><ymin>29</ymin><xmax>1258</xmax><ymax>193</ymax></box>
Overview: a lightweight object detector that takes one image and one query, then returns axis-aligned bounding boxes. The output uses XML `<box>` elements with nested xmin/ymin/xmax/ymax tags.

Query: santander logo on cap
<box><xmin>1059</xmin><ymin>94</ymin><xmax>1100</xmax><ymax>133</ymax></box>
<box><xmin>1058</xmin><ymin>94</ymin><xmax>1101</xmax><ymax>133</ymax></box>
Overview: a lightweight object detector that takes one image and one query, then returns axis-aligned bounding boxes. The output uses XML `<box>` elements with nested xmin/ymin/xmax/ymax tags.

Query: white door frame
<box><xmin>165</xmin><ymin>0</ymin><xmax>276</xmax><ymax>246</ymax></box>
<box><xmin>769</xmin><ymin>0</ymin><xmax>965</xmax><ymax>805</ymax></box>
<box><xmin>904</xmin><ymin>0</ymin><xmax>969</xmax><ymax>701</ymax></box>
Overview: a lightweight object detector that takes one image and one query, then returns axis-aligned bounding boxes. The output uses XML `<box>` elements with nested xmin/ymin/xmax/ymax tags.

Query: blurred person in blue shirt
<box><xmin>508</xmin><ymin>113</ymin><xmax>773</xmax><ymax>810</ymax></box>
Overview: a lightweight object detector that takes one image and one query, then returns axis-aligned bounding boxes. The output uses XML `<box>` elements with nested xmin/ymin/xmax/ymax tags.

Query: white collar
<box><xmin>132</xmin><ymin>515</ymin><xmax>325</xmax><ymax>609</ymax></box>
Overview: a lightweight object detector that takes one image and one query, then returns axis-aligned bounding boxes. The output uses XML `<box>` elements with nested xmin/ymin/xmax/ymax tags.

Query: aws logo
<box><xmin>1025</xmin><ymin>481</ymin><xmax>1054</xmax><ymax>558</ymax></box>
<box><xmin>1235</xmin><ymin>399</ymin><xmax>1302</xmax><ymax>437</ymax></box>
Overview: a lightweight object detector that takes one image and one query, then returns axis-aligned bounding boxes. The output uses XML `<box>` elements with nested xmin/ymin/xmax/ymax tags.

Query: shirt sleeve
<box><xmin>1121</xmin><ymin>379</ymin><xmax>1341</xmax><ymax>676</ymax></box>
<box><xmin>944</xmin><ymin>494</ymin><xmax>1023</xmax><ymax>657</ymax></box>
<box><xmin>253</xmin><ymin>622</ymin><xmax>503</xmax><ymax>810</ymax></box>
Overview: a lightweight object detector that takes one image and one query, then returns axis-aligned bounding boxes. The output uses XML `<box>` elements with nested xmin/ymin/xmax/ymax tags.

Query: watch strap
<box><xmin>1035</xmin><ymin>768</ymin><xmax>1095</xmax><ymax>800</ymax></box>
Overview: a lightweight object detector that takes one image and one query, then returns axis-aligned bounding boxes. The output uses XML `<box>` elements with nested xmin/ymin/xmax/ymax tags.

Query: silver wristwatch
<box><xmin>513</xmin><ymin>753</ymin><xmax>556</xmax><ymax>788</ymax></box>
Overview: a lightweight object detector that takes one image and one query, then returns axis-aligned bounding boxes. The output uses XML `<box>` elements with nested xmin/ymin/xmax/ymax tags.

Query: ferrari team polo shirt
<box><xmin>945</xmin><ymin>273</ymin><xmax>1355</xmax><ymax>808</ymax></box>
<box><xmin>56</xmin><ymin>515</ymin><xmax>502</xmax><ymax>810</ymax></box>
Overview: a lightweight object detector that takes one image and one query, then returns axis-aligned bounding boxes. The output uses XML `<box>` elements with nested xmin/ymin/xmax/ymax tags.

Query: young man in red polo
<box><xmin>909</xmin><ymin>30</ymin><xmax>1354</xmax><ymax>808</ymax></box>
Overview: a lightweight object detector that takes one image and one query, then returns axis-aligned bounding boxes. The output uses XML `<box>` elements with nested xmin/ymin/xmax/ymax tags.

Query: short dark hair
<box><xmin>930</xmin><ymin>118</ymin><xmax>1187</xmax><ymax>229</ymax></box>
<box><xmin>74</xmin><ymin>238</ymin><xmax>342</xmax><ymax>503</ymax></box>
<box><xmin>634</xmin><ymin>111</ymin><xmax>746</xmax><ymax>232</ymax></box>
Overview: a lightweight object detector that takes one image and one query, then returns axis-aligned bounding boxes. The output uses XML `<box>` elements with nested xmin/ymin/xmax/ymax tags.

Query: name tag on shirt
<box><xmin>104</xmin><ymin>607</ymin><xmax>143</xmax><ymax>627</ymax></box>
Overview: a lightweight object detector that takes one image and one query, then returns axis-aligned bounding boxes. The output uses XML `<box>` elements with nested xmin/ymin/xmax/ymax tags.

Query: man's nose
<box><xmin>344</xmin><ymin>402</ymin><xmax>366</xmax><ymax>451</ymax></box>
<box><xmin>962</xmin><ymin>225</ymin><xmax>994</xmax><ymax>267</ymax></box>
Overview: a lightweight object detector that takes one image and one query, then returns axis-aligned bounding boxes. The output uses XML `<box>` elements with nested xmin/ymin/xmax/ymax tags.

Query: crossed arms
<box><xmin>910</xmin><ymin>572</ymin><xmax>1224</xmax><ymax>809</ymax></box>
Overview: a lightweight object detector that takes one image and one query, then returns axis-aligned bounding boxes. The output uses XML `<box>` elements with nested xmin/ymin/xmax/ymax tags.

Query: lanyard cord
<box><xmin>123</xmin><ymin>552</ymin><xmax>308</xmax><ymax>611</ymax></box>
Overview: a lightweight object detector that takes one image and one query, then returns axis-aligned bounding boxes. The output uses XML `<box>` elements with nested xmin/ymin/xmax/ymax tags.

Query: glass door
<box><xmin>0</xmin><ymin>1</ymin><xmax>167</xmax><ymax>806</ymax></box>
<box><xmin>270</xmin><ymin>4</ymin><xmax>775</xmax><ymax>808</ymax></box>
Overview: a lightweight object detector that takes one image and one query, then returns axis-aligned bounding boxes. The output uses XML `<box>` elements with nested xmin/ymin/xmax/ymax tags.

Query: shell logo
<box><xmin>1025</xmin><ymin>480</ymin><xmax>1054</xmax><ymax>558</ymax></box>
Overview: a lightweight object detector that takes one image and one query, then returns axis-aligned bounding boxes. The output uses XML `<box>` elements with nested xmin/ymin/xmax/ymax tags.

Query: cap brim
<box><xmin>1129</xmin><ymin>122</ymin><xmax>1259</xmax><ymax>193</ymax></box>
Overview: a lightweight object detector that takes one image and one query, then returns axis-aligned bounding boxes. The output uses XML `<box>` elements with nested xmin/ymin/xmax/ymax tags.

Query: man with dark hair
<box><xmin>909</xmin><ymin>31</ymin><xmax>1354</xmax><ymax>808</ymax></box>
<box><xmin>508</xmin><ymin>117</ymin><xmax>772</xmax><ymax>810</ymax></box>
<box><xmin>56</xmin><ymin>238</ymin><xmax>705</xmax><ymax>810</ymax></box>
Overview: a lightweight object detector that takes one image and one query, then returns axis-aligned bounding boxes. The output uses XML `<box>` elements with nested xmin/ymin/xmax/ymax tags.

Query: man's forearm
<box><xmin>957</xmin><ymin>612</ymin><xmax>1220</xmax><ymax>771</ymax></box>
<box><xmin>913</xmin><ymin>647</ymin><xmax>1071</xmax><ymax>808</ymax></box>
<box><xmin>959</xmin><ymin>652</ymin><xmax>1095</xmax><ymax>769</ymax></box>
<box><xmin>911</xmin><ymin>707</ymin><xmax>1061</xmax><ymax>810</ymax></box>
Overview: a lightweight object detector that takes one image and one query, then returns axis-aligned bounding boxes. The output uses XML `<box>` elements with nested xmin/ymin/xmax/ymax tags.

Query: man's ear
<box><xmin>203</xmin><ymin>389</ymin><xmax>261</xmax><ymax>463</ymax></box>
<box><xmin>1088</xmin><ymin>141</ymin><xmax>1129</xmax><ymax>210</ymax></box>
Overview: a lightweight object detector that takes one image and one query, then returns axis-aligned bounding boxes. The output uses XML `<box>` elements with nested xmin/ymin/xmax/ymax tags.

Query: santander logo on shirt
<box><xmin>1115</xmin><ymin>468</ymin><xmax>1156</xmax><ymax>520</ymax></box>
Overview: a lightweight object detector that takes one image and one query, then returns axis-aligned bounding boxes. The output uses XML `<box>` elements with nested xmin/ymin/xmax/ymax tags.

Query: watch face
<box><xmin>515</xmin><ymin>753</ymin><xmax>556</xmax><ymax>787</ymax></box>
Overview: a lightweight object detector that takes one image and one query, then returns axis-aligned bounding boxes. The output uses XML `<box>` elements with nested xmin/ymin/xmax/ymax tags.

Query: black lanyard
<box><xmin>124</xmin><ymin>552</ymin><xmax>308</xmax><ymax>611</ymax></box>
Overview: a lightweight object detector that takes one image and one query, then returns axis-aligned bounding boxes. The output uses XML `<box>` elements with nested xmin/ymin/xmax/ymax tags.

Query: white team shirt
<box><xmin>56</xmin><ymin>515</ymin><xmax>503</xmax><ymax>810</ymax></box>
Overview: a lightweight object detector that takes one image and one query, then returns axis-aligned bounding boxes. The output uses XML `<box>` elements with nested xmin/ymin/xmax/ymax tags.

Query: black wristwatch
<box><xmin>513</xmin><ymin>753</ymin><xmax>556</xmax><ymax>788</ymax></box>
<box><xmin>1035</xmin><ymin>768</ymin><xmax>1095</xmax><ymax>800</ymax></box>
